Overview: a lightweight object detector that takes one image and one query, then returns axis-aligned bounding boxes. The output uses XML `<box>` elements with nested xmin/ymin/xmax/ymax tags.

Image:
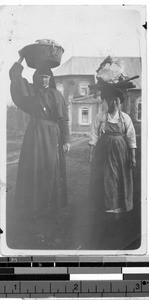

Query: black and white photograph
<box><xmin>0</xmin><ymin>4</ymin><xmax>147</xmax><ymax>255</ymax></box>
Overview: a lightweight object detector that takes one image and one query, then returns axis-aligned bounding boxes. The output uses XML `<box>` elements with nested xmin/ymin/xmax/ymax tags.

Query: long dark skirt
<box><xmin>14</xmin><ymin>119</ymin><xmax>67</xmax><ymax>220</ymax></box>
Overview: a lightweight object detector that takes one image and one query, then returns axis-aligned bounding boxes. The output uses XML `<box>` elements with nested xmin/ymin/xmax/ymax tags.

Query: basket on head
<box><xmin>19</xmin><ymin>39</ymin><xmax>64</xmax><ymax>69</ymax></box>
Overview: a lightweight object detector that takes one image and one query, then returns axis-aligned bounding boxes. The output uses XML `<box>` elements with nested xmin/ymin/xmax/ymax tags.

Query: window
<box><xmin>56</xmin><ymin>83</ymin><xmax>64</xmax><ymax>95</ymax></box>
<box><xmin>79</xmin><ymin>106</ymin><xmax>92</xmax><ymax>125</ymax></box>
<box><xmin>82</xmin><ymin>109</ymin><xmax>89</xmax><ymax>124</ymax></box>
<box><xmin>137</xmin><ymin>98</ymin><xmax>141</xmax><ymax>121</ymax></box>
<box><xmin>79</xmin><ymin>82</ymin><xmax>89</xmax><ymax>96</ymax></box>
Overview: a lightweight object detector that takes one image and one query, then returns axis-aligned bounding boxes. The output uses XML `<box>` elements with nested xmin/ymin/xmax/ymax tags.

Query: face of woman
<box><xmin>107</xmin><ymin>97</ymin><xmax>119</xmax><ymax>112</ymax></box>
<box><xmin>37</xmin><ymin>75</ymin><xmax>51</xmax><ymax>89</ymax></box>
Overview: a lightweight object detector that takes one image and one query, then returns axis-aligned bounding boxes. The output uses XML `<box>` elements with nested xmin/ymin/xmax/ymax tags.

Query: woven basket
<box><xmin>19</xmin><ymin>40</ymin><xmax>64</xmax><ymax>69</ymax></box>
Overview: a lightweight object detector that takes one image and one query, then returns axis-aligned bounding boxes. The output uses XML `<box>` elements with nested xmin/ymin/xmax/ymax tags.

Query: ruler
<box><xmin>0</xmin><ymin>280</ymin><xmax>149</xmax><ymax>297</ymax></box>
<box><xmin>0</xmin><ymin>257</ymin><xmax>149</xmax><ymax>297</ymax></box>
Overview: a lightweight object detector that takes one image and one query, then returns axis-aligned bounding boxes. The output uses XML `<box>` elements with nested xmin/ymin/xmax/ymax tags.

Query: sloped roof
<box><xmin>53</xmin><ymin>56</ymin><xmax>141</xmax><ymax>88</ymax></box>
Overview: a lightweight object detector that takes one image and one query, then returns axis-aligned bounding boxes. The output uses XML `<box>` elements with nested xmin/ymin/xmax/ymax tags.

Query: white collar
<box><xmin>108</xmin><ymin>110</ymin><xmax>119</xmax><ymax>120</ymax></box>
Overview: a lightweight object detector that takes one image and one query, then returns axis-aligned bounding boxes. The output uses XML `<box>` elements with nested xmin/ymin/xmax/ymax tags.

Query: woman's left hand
<box><xmin>130</xmin><ymin>158</ymin><xmax>136</xmax><ymax>168</ymax></box>
<box><xmin>129</xmin><ymin>148</ymin><xmax>136</xmax><ymax>168</ymax></box>
<box><xmin>63</xmin><ymin>143</ymin><xmax>70</xmax><ymax>153</ymax></box>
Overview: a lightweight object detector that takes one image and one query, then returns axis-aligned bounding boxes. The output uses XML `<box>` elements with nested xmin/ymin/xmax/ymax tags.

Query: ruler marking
<box><xmin>126</xmin><ymin>284</ymin><xmax>127</xmax><ymax>296</ymax></box>
<box><xmin>110</xmin><ymin>282</ymin><xmax>112</xmax><ymax>292</ymax></box>
<box><xmin>50</xmin><ymin>282</ymin><xmax>51</xmax><ymax>293</ymax></box>
<box><xmin>65</xmin><ymin>285</ymin><xmax>67</xmax><ymax>293</ymax></box>
<box><xmin>95</xmin><ymin>285</ymin><xmax>97</xmax><ymax>293</ymax></box>
<box><xmin>141</xmin><ymin>280</ymin><xmax>142</xmax><ymax>292</ymax></box>
<box><xmin>80</xmin><ymin>281</ymin><xmax>82</xmax><ymax>293</ymax></box>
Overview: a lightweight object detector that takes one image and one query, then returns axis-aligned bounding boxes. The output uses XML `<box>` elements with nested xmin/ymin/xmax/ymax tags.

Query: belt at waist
<box><xmin>31</xmin><ymin>118</ymin><xmax>58</xmax><ymax>126</ymax></box>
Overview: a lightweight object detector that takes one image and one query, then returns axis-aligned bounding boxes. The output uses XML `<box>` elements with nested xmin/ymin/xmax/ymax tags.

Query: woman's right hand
<box><xmin>17</xmin><ymin>49</ymin><xmax>24</xmax><ymax>64</ymax></box>
<box><xmin>89</xmin><ymin>153</ymin><xmax>93</xmax><ymax>163</ymax></box>
<box><xmin>88</xmin><ymin>144</ymin><xmax>95</xmax><ymax>163</ymax></box>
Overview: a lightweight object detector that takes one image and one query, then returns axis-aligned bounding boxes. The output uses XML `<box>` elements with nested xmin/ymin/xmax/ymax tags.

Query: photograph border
<box><xmin>0</xmin><ymin>3</ymin><xmax>147</xmax><ymax>258</ymax></box>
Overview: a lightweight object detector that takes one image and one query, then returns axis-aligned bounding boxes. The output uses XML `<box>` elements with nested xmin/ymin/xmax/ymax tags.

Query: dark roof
<box><xmin>53</xmin><ymin>56</ymin><xmax>141</xmax><ymax>88</ymax></box>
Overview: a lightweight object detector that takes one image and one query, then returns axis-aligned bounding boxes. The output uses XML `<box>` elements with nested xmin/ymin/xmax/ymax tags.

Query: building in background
<box><xmin>54</xmin><ymin>56</ymin><xmax>141</xmax><ymax>137</ymax></box>
<box><xmin>7</xmin><ymin>56</ymin><xmax>141</xmax><ymax>138</ymax></box>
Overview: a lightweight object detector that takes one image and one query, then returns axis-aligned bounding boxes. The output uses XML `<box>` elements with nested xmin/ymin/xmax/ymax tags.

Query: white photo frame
<box><xmin>0</xmin><ymin>4</ymin><xmax>147</xmax><ymax>257</ymax></box>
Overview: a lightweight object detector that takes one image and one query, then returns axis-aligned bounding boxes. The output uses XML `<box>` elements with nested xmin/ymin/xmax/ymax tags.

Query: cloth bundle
<box><xmin>89</xmin><ymin>56</ymin><xmax>139</xmax><ymax>102</ymax></box>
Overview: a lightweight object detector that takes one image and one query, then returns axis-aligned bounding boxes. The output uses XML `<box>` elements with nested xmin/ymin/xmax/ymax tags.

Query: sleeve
<box><xmin>56</xmin><ymin>92</ymin><xmax>70</xmax><ymax>144</ymax></box>
<box><xmin>88</xmin><ymin>113</ymin><xmax>101</xmax><ymax>146</ymax></box>
<box><xmin>123</xmin><ymin>113</ymin><xmax>137</xmax><ymax>149</ymax></box>
<box><xmin>9</xmin><ymin>62</ymin><xmax>41</xmax><ymax>116</ymax></box>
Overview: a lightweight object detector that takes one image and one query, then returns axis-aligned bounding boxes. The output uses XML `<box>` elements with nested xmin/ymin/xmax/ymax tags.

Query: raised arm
<box><xmin>9</xmin><ymin>53</ymin><xmax>41</xmax><ymax>116</ymax></box>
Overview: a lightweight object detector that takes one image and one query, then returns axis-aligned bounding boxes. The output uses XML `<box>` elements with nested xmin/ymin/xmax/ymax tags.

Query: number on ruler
<box><xmin>73</xmin><ymin>284</ymin><xmax>79</xmax><ymax>292</ymax></box>
<box><xmin>136</xmin><ymin>283</ymin><xmax>140</xmax><ymax>290</ymax></box>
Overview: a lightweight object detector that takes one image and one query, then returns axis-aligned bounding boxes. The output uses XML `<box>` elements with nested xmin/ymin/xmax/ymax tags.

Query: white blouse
<box><xmin>89</xmin><ymin>110</ymin><xmax>137</xmax><ymax>149</ymax></box>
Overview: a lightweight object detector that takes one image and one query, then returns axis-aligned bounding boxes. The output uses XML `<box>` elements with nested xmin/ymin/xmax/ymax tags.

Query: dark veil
<box><xmin>33</xmin><ymin>64</ymin><xmax>56</xmax><ymax>90</ymax></box>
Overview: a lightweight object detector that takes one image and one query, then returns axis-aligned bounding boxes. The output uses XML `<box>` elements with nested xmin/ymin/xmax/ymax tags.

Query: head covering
<box><xmin>33</xmin><ymin>63</ymin><xmax>56</xmax><ymax>89</ymax></box>
<box><xmin>94</xmin><ymin>78</ymin><xmax>125</xmax><ymax>103</ymax></box>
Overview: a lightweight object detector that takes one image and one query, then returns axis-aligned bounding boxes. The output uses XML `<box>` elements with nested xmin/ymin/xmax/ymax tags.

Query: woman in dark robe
<box><xmin>9</xmin><ymin>53</ymin><xmax>70</xmax><ymax>223</ymax></box>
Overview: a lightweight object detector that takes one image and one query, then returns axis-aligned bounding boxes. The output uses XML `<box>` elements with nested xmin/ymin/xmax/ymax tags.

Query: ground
<box><xmin>6</xmin><ymin>136</ymin><xmax>141</xmax><ymax>251</ymax></box>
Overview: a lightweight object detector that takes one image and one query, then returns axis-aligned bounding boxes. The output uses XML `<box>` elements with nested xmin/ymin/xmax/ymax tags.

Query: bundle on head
<box><xmin>89</xmin><ymin>56</ymin><xmax>139</xmax><ymax>103</ymax></box>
